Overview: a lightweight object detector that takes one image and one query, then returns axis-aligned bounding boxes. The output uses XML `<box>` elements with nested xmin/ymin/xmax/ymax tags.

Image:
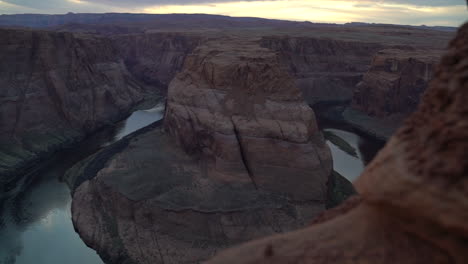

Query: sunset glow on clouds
<box><xmin>0</xmin><ymin>0</ymin><xmax>466</xmax><ymax>26</ymax></box>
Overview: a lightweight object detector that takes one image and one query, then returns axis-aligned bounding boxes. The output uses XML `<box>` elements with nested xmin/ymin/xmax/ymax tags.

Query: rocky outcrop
<box><xmin>70</xmin><ymin>38</ymin><xmax>332</xmax><ymax>263</ymax></box>
<box><xmin>339</xmin><ymin>48</ymin><xmax>443</xmax><ymax>140</ymax></box>
<box><xmin>164</xmin><ymin>39</ymin><xmax>332</xmax><ymax>199</ymax></box>
<box><xmin>112</xmin><ymin>33</ymin><xmax>201</xmax><ymax>91</ymax></box>
<box><xmin>261</xmin><ymin>37</ymin><xmax>382</xmax><ymax>104</ymax></box>
<box><xmin>207</xmin><ymin>23</ymin><xmax>468</xmax><ymax>264</ymax></box>
<box><xmin>0</xmin><ymin>28</ymin><xmax>149</xmax><ymax>186</ymax></box>
<box><xmin>352</xmin><ymin>49</ymin><xmax>442</xmax><ymax>118</ymax></box>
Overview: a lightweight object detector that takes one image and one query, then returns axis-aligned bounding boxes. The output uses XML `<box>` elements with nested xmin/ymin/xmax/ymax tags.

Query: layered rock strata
<box><xmin>70</xmin><ymin>38</ymin><xmax>332</xmax><ymax>263</ymax></box>
<box><xmin>112</xmin><ymin>33</ymin><xmax>201</xmax><ymax>91</ymax></box>
<box><xmin>0</xmin><ymin>28</ymin><xmax>148</xmax><ymax>186</ymax></box>
<box><xmin>340</xmin><ymin>48</ymin><xmax>443</xmax><ymax>140</ymax></box>
<box><xmin>352</xmin><ymin>49</ymin><xmax>442</xmax><ymax>118</ymax></box>
<box><xmin>207</xmin><ymin>23</ymin><xmax>468</xmax><ymax>264</ymax></box>
<box><xmin>164</xmin><ymin>39</ymin><xmax>332</xmax><ymax>200</ymax></box>
<box><xmin>261</xmin><ymin>37</ymin><xmax>382</xmax><ymax>104</ymax></box>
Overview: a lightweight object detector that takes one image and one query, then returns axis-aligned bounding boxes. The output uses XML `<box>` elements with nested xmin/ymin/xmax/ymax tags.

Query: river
<box><xmin>0</xmin><ymin>104</ymin><xmax>384</xmax><ymax>264</ymax></box>
<box><xmin>0</xmin><ymin>104</ymin><xmax>165</xmax><ymax>264</ymax></box>
<box><xmin>317</xmin><ymin>117</ymin><xmax>386</xmax><ymax>182</ymax></box>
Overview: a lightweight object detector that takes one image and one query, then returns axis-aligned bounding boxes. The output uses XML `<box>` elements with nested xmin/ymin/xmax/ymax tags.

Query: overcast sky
<box><xmin>0</xmin><ymin>0</ymin><xmax>466</xmax><ymax>26</ymax></box>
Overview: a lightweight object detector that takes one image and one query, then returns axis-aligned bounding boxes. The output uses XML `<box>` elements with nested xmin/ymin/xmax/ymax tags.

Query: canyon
<box><xmin>69</xmin><ymin>38</ymin><xmax>333</xmax><ymax>263</ymax></box>
<box><xmin>0</xmin><ymin>28</ymin><xmax>148</xmax><ymax>188</ymax></box>
<box><xmin>0</xmin><ymin>13</ymin><xmax>462</xmax><ymax>264</ymax></box>
<box><xmin>0</xmin><ymin>15</ymin><xmax>452</xmax><ymax>184</ymax></box>
<box><xmin>207</xmin><ymin>22</ymin><xmax>468</xmax><ymax>264</ymax></box>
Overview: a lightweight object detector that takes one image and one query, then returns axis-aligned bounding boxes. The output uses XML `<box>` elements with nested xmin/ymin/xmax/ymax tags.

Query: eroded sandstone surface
<box><xmin>207</xmin><ymin>22</ymin><xmax>468</xmax><ymax>264</ymax></box>
<box><xmin>261</xmin><ymin>37</ymin><xmax>382</xmax><ymax>104</ymax></box>
<box><xmin>352</xmin><ymin>49</ymin><xmax>441</xmax><ymax>118</ymax></box>
<box><xmin>0</xmin><ymin>16</ymin><xmax>455</xmax><ymax>182</ymax></box>
<box><xmin>341</xmin><ymin>48</ymin><xmax>443</xmax><ymax>139</ymax></box>
<box><xmin>70</xmin><ymin>38</ymin><xmax>332</xmax><ymax>263</ymax></box>
<box><xmin>112</xmin><ymin>33</ymin><xmax>201</xmax><ymax>91</ymax></box>
<box><xmin>164</xmin><ymin>39</ymin><xmax>332</xmax><ymax>200</ymax></box>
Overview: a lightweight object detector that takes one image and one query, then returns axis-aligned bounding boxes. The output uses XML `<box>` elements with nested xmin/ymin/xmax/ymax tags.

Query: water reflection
<box><xmin>324</xmin><ymin>128</ymin><xmax>365</xmax><ymax>182</ymax></box>
<box><xmin>319</xmin><ymin>123</ymin><xmax>385</xmax><ymax>182</ymax></box>
<box><xmin>114</xmin><ymin>104</ymin><xmax>166</xmax><ymax>141</ymax></box>
<box><xmin>0</xmin><ymin>104</ymin><xmax>165</xmax><ymax>264</ymax></box>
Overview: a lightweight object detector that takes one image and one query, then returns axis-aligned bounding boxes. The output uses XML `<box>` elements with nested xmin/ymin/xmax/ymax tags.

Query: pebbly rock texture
<box><xmin>112</xmin><ymin>33</ymin><xmax>201</xmax><ymax>91</ymax></box>
<box><xmin>207</xmin><ymin>23</ymin><xmax>468</xmax><ymax>264</ymax></box>
<box><xmin>0</xmin><ymin>28</ymin><xmax>148</xmax><ymax>186</ymax></box>
<box><xmin>261</xmin><ymin>37</ymin><xmax>382</xmax><ymax>105</ymax></box>
<box><xmin>71</xmin><ymin>38</ymin><xmax>333</xmax><ymax>264</ymax></box>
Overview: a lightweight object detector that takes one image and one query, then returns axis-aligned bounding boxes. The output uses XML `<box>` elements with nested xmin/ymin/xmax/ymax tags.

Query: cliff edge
<box><xmin>207</xmin><ymin>22</ymin><xmax>468</xmax><ymax>264</ymax></box>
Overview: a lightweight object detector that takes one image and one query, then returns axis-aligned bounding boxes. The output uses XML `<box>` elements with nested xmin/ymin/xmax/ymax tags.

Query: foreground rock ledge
<box><xmin>207</xmin><ymin>23</ymin><xmax>468</xmax><ymax>264</ymax></box>
<box><xmin>71</xmin><ymin>38</ymin><xmax>332</xmax><ymax>263</ymax></box>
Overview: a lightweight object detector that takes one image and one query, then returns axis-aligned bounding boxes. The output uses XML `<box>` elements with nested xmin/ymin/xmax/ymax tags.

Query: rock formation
<box><xmin>336</xmin><ymin>48</ymin><xmax>442</xmax><ymax>140</ymax></box>
<box><xmin>70</xmin><ymin>38</ymin><xmax>332</xmax><ymax>263</ymax></box>
<box><xmin>112</xmin><ymin>33</ymin><xmax>201</xmax><ymax>91</ymax></box>
<box><xmin>164</xmin><ymin>38</ymin><xmax>332</xmax><ymax>200</ymax></box>
<box><xmin>0</xmin><ymin>28</ymin><xmax>148</xmax><ymax>186</ymax></box>
<box><xmin>207</xmin><ymin>22</ymin><xmax>468</xmax><ymax>264</ymax></box>
<box><xmin>352</xmin><ymin>48</ymin><xmax>441</xmax><ymax>118</ymax></box>
<box><xmin>261</xmin><ymin>37</ymin><xmax>382</xmax><ymax>104</ymax></box>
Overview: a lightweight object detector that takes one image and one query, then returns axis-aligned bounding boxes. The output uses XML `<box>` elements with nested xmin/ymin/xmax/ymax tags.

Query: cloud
<box><xmin>380</xmin><ymin>0</ymin><xmax>462</xmax><ymax>6</ymax></box>
<box><xmin>0</xmin><ymin>0</ymin><xmax>466</xmax><ymax>26</ymax></box>
<box><xmin>2</xmin><ymin>0</ymin><xmax>281</xmax><ymax>10</ymax></box>
<box><xmin>2</xmin><ymin>0</ymin><xmax>464</xmax><ymax>10</ymax></box>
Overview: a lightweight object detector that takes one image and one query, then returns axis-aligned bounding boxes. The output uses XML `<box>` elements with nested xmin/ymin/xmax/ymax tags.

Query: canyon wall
<box><xmin>352</xmin><ymin>48</ymin><xmax>442</xmax><ymax>118</ymax></box>
<box><xmin>70</xmin><ymin>38</ymin><xmax>333</xmax><ymax>264</ymax></box>
<box><xmin>164</xmin><ymin>39</ymin><xmax>332</xmax><ymax>199</ymax></box>
<box><xmin>0</xmin><ymin>28</ymin><xmax>148</xmax><ymax>185</ymax></box>
<box><xmin>260</xmin><ymin>35</ymin><xmax>447</xmax><ymax>141</ymax></box>
<box><xmin>207</xmin><ymin>23</ymin><xmax>468</xmax><ymax>264</ymax></box>
<box><xmin>112</xmin><ymin>33</ymin><xmax>201</xmax><ymax>91</ymax></box>
<box><xmin>341</xmin><ymin>48</ymin><xmax>443</xmax><ymax>140</ymax></box>
<box><xmin>260</xmin><ymin>37</ymin><xmax>382</xmax><ymax>104</ymax></box>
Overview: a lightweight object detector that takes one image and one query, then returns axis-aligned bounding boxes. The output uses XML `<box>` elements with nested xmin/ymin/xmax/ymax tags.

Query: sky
<box><xmin>0</xmin><ymin>0</ymin><xmax>466</xmax><ymax>26</ymax></box>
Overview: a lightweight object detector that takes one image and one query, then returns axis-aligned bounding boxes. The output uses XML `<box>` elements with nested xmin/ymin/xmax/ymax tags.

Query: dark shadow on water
<box><xmin>316</xmin><ymin>111</ymin><xmax>386</xmax><ymax>182</ymax></box>
<box><xmin>0</xmin><ymin>104</ymin><xmax>165</xmax><ymax>264</ymax></box>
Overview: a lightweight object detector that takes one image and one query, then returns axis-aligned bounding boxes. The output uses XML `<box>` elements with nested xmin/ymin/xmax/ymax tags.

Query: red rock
<box><xmin>207</xmin><ymin>22</ymin><xmax>468</xmax><ymax>264</ymax></box>
<box><xmin>261</xmin><ymin>37</ymin><xmax>383</xmax><ymax>104</ymax></box>
<box><xmin>352</xmin><ymin>48</ymin><xmax>443</xmax><ymax>118</ymax></box>
<box><xmin>71</xmin><ymin>38</ymin><xmax>333</xmax><ymax>263</ymax></box>
<box><xmin>0</xmin><ymin>28</ymin><xmax>148</xmax><ymax>180</ymax></box>
<box><xmin>112</xmin><ymin>33</ymin><xmax>201</xmax><ymax>91</ymax></box>
<box><xmin>164</xmin><ymin>39</ymin><xmax>332</xmax><ymax>200</ymax></box>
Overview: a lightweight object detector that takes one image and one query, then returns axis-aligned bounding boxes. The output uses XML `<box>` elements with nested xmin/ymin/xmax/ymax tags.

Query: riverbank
<box><xmin>312</xmin><ymin>102</ymin><xmax>398</xmax><ymax>142</ymax></box>
<box><xmin>0</xmin><ymin>95</ymin><xmax>163</xmax><ymax>193</ymax></box>
<box><xmin>0</xmin><ymin>102</ymin><xmax>165</xmax><ymax>264</ymax></box>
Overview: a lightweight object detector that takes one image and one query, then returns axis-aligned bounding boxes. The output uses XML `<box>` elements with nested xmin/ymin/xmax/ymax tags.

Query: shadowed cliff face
<box><xmin>352</xmin><ymin>49</ymin><xmax>442</xmax><ymax>118</ymax></box>
<box><xmin>0</xmin><ymin>28</ymin><xmax>148</xmax><ymax>183</ymax></box>
<box><xmin>112</xmin><ymin>33</ymin><xmax>201</xmax><ymax>91</ymax></box>
<box><xmin>207</xmin><ymin>23</ymin><xmax>468</xmax><ymax>264</ymax></box>
<box><xmin>165</xmin><ymin>38</ymin><xmax>332</xmax><ymax>200</ymax></box>
<box><xmin>260</xmin><ymin>37</ymin><xmax>383</xmax><ymax>104</ymax></box>
<box><xmin>70</xmin><ymin>38</ymin><xmax>333</xmax><ymax>264</ymax></box>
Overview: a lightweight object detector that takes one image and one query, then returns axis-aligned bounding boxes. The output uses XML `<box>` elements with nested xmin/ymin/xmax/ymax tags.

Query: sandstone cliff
<box><xmin>0</xmin><ymin>28</ymin><xmax>148</xmax><ymax>186</ymax></box>
<box><xmin>164</xmin><ymin>38</ymin><xmax>332</xmax><ymax>200</ymax></box>
<box><xmin>261</xmin><ymin>37</ymin><xmax>382</xmax><ymax>105</ymax></box>
<box><xmin>112</xmin><ymin>33</ymin><xmax>201</xmax><ymax>91</ymax></box>
<box><xmin>339</xmin><ymin>48</ymin><xmax>443</xmax><ymax>140</ymax></box>
<box><xmin>70</xmin><ymin>38</ymin><xmax>333</xmax><ymax>264</ymax></box>
<box><xmin>207</xmin><ymin>23</ymin><xmax>468</xmax><ymax>264</ymax></box>
<box><xmin>352</xmin><ymin>48</ymin><xmax>442</xmax><ymax>118</ymax></box>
